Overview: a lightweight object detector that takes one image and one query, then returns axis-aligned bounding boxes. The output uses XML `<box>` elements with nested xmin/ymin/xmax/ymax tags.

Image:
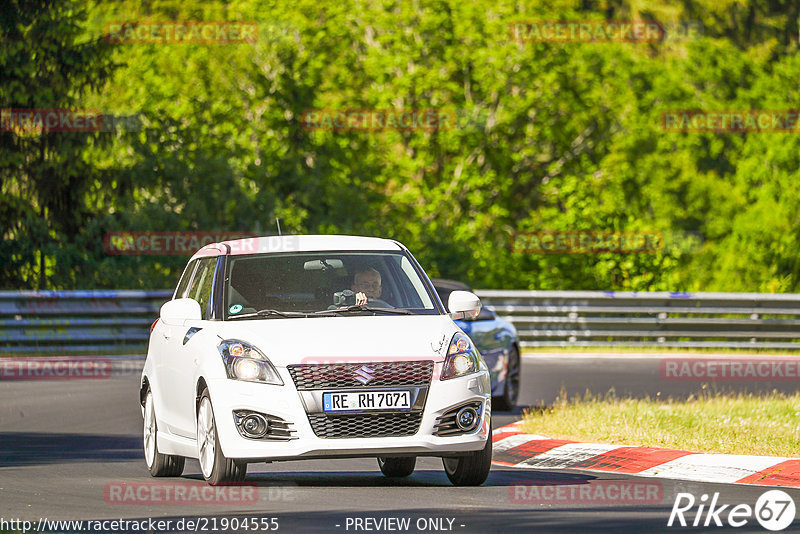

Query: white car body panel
<box><xmin>142</xmin><ymin>235</ymin><xmax>491</xmax><ymax>467</ymax></box>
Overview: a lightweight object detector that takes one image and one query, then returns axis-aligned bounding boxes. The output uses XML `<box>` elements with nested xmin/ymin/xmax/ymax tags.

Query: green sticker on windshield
<box><xmin>229</xmin><ymin>304</ymin><xmax>243</xmax><ymax>314</ymax></box>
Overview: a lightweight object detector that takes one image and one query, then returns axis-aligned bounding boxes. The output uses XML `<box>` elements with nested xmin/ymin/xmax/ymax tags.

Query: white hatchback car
<box><xmin>141</xmin><ymin>235</ymin><xmax>493</xmax><ymax>485</ymax></box>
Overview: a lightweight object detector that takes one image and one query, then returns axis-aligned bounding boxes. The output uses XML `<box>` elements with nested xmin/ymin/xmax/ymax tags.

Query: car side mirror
<box><xmin>447</xmin><ymin>290</ymin><xmax>481</xmax><ymax>320</ymax></box>
<box><xmin>160</xmin><ymin>298</ymin><xmax>202</xmax><ymax>325</ymax></box>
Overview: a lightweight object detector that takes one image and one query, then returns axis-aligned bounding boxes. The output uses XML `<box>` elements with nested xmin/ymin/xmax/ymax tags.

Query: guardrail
<box><xmin>0</xmin><ymin>290</ymin><xmax>171</xmax><ymax>355</ymax></box>
<box><xmin>2</xmin><ymin>290</ymin><xmax>799</xmax><ymax>354</ymax></box>
<box><xmin>475</xmin><ymin>290</ymin><xmax>800</xmax><ymax>349</ymax></box>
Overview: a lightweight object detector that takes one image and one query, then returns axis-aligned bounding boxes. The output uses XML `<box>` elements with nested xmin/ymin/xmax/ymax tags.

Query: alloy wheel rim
<box><xmin>197</xmin><ymin>398</ymin><xmax>216</xmax><ymax>478</ymax></box>
<box><xmin>143</xmin><ymin>394</ymin><xmax>156</xmax><ymax>467</ymax></box>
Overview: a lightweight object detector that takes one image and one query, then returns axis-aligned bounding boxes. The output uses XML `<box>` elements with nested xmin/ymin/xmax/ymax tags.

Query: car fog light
<box><xmin>455</xmin><ymin>406</ymin><xmax>478</xmax><ymax>431</ymax></box>
<box><xmin>241</xmin><ymin>414</ymin><xmax>269</xmax><ymax>437</ymax></box>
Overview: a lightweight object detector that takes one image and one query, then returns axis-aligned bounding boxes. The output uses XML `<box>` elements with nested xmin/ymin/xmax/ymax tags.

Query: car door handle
<box><xmin>162</xmin><ymin>329</ymin><xmax>172</xmax><ymax>340</ymax></box>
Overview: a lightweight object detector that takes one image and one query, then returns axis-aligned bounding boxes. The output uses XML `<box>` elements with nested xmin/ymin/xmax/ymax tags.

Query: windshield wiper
<box><xmin>314</xmin><ymin>306</ymin><xmax>411</xmax><ymax>316</ymax></box>
<box><xmin>228</xmin><ymin>309</ymin><xmax>308</xmax><ymax>319</ymax></box>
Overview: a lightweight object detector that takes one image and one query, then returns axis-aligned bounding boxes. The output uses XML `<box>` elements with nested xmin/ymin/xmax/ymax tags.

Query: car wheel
<box><xmin>493</xmin><ymin>345</ymin><xmax>520</xmax><ymax>411</ymax></box>
<box><xmin>442</xmin><ymin>430</ymin><xmax>492</xmax><ymax>486</ymax></box>
<box><xmin>197</xmin><ymin>389</ymin><xmax>247</xmax><ymax>485</ymax></box>
<box><xmin>377</xmin><ymin>456</ymin><xmax>416</xmax><ymax>477</ymax></box>
<box><xmin>143</xmin><ymin>390</ymin><xmax>185</xmax><ymax>477</ymax></box>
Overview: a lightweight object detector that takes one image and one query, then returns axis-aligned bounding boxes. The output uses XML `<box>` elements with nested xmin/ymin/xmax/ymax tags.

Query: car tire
<box><xmin>197</xmin><ymin>389</ymin><xmax>247</xmax><ymax>485</ymax></box>
<box><xmin>493</xmin><ymin>345</ymin><xmax>520</xmax><ymax>412</ymax></box>
<box><xmin>442</xmin><ymin>430</ymin><xmax>492</xmax><ymax>486</ymax></box>
<box><xmin>377</xmin><ymin>456</ymin><xmax>416</xmax><ymax>477</ymax></box>
<box><xmin>143</xmin><ymin>390</ymin><xmax>185</xmax><ymax>477</ymax></box>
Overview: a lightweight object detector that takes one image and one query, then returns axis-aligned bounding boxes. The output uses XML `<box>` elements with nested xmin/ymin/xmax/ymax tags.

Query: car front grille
<box><xmin>288</xmin><ymin>360</ymin><xmax>434</xmax><ymax>390</ymax></box>
<box><xmin>307</xmin><ymin>412</ymin><xmax>423</xmax><ymax>439</ymax></box>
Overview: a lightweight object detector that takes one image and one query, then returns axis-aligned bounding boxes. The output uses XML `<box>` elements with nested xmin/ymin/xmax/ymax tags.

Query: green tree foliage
<box><xmin>3</xmin><ymin>0</ymin><xmax>800</xmax><ymax>291</ymax></box>
<box><xmin>1</xmin><ymin>0</ymin><xmax>119</xmax><ymax>288</ymax></box>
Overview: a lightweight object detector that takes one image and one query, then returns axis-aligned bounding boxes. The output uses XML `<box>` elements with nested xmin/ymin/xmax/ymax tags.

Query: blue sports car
<box><xmin>432</xmin><ymin>279</ymin><xmax>521</xmax><ymax>411</ymax></box>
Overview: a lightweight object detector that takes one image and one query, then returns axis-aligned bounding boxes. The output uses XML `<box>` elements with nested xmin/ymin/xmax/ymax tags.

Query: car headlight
<box><xmin>440</xmin><ymin>332</ymin><xmax>480</xmax><ymax>380</ymax></box>
<box><xmin>218</xmin><ymin>340</ymin><xmax>283</xmax><ymax>385</ymax></box>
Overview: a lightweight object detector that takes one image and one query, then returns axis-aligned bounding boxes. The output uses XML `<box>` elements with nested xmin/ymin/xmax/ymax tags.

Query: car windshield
<box><xmin>224</xmin><ymin>251</ymin><xmax>438</xmax><ymax>318</ymax></box>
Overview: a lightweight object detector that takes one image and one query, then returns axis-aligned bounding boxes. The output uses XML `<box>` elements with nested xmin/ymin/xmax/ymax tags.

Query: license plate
<box><xmin>322</xmin><ymin>390</ymin><xmax>411</xmax><ymax>412</ymax></box>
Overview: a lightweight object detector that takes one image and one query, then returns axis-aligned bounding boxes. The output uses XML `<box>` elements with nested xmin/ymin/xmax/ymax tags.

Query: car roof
<box><xmin>189</xmin><ymin>234</ymin><xmax>404</xmax><ymax>260</ymax></box>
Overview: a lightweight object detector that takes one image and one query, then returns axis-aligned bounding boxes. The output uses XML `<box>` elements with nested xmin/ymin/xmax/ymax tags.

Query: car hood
<box><xmin>216</xmin><ymin>314</ymin><xmax>457</xmax><ymax>367</ymax></box>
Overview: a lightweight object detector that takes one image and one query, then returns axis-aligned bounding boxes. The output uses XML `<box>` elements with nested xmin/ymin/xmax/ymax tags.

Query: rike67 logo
<box><xmin>668</xmin><ymin>490</ymin><xmax>796</xmax><ymax>531</ymax></box>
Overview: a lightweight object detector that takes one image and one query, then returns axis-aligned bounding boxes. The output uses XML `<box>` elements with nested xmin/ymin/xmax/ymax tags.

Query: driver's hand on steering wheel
<box><xmin>355</xmin><ymin>292</ymin><xmax>368</xmax><ymax>306</ymax></box>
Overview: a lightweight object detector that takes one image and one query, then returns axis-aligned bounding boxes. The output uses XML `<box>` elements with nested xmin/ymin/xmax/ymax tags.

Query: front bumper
<box><xmin>205</xmin><ymin>365</ymin><xmax>491</xmax><ymax>461</ymax></box>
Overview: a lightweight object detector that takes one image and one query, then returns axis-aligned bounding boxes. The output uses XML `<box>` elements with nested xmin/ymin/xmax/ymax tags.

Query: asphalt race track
<box><xmin>1</xmin><ymin>358</ymin><xmax>799</xmax><ymax>533</ymax></box>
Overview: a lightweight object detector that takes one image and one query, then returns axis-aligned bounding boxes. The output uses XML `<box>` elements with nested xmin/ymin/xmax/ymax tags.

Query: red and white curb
<box><xmin>491</xmin><ymin>421</ymin><xmax>800</xmax><ymax>488</ymax></box>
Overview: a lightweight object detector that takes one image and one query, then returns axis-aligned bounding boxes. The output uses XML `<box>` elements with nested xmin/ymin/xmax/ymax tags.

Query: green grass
<box><xmin>519</xmin><ymin>391</ymin><xmax>800</xmax><ymax>457</ymax></box>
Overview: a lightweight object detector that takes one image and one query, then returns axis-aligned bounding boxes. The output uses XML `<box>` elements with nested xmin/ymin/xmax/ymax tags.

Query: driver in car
<box><xmin>352</xmin><ymin>267</ymin><xmax>382</xmax><ymax>306</ymax></box>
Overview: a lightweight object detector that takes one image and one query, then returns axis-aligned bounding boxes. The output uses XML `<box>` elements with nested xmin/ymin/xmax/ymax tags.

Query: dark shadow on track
<box><xmin>0</xmin><ymin>432</ymin><xmax>141</xmax><ymax>467</ymax></box>
<box><xmin>180</xmin><ymin>467</ymin><xmax>597</xmax><ymax>488</ymax></box>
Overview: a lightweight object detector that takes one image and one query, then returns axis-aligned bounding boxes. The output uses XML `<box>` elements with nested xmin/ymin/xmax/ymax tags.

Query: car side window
<box><xmin>396</xmin><ymin>256</ymin><xmax>432</xmax><ymax>308</ymax></box>
<box><xmin>187</xmin><ymin>258</ymin><xmax>215</xmax><ymax>320</ymax></box>
<box><xmin>174</xmin><ymin>260</ymin><xmax>197</xmax><ymax>299</ymax></box>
